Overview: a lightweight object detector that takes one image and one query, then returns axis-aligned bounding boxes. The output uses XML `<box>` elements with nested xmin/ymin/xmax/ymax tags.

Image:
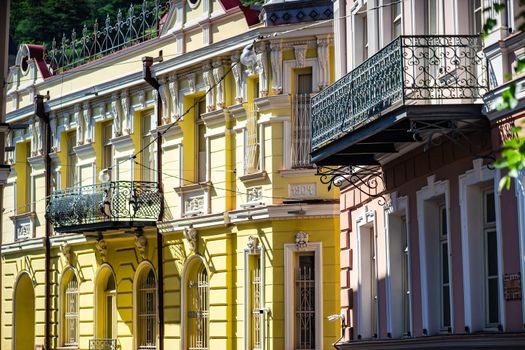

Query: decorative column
<box><xmin>159</xmin><ymin>76</ymin><xmax>172</xmax><ymax>124</ymax></box>
<box><xmin>213</xmin><ymin>60</ymin><xmax>225</xmax><ymax>109</ymax></box>
<box><xmin>270</xmin><ymin>41</ymin><xmax>283</xmax><ymax>94</ymax></box>
<box><xmin>83</xmin><ymin>102</ymin><xmax>93</xmax><ymax>143</ymax></box>
<box><xmin>74</xmin><ymin>104</ymin><xmax>84</xmax><ymax>145</ymax></box>
<box><xmin>317</xmin><ymin>36</ymin><xmax>331</xmax><ymax>90</ymax></box>
<box><xmin>169</xmin><ymin>74</ymin><xmax>180</xmax><ymax>120</ymax></box>
<box><xmin>121</xmin><ymin>90</ymin><xmax>131</xmax><ymax>135</ymax></box>
<box><xmin>111</xmin><ymin>93</ymin><xmax>121</xmax><ymax>138</ymax></box>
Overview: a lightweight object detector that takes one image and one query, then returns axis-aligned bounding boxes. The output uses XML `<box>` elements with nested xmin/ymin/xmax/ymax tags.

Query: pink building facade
<box><xmin>312</xmin><ymin>0</ymin><xmax>525</xmax><ymax>348</ymax></box>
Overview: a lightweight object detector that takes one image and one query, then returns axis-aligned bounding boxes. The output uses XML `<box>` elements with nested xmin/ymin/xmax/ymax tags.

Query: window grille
<box><xmin>251</xmin><ymin>258</ymin><xmax>263</xmax><ymax>350</ymax></box>
<box><xmin>138</xmin><ymin>269</ymin><xmax>157</xmax><ymax>350</ymax></box>
<box><xmin>439</xmin><ymin>205</ymin><xmax>451</xmax><ymax>330</ymax></box>
<box><xmin>295</xmin><ymin>254</ymin><xmax>315</xmax><ymax>350</ymax></box>
<box><xmin>483</xmin><ymin>190</ymin><xmax>499</xmax><ymax>327</ymax></box>
<box><xmin>64</xmin><ymin>276</ymin><xmax>79</xmax><ymax>346</ymax></box>
<box><xmin>291</xmin><ymin>94</ymin><xmax>312</xmax><ymax>168</ymax></box>
<box><xmin>245</xmin><ymin>104</ymin><xmax>260</xmax><ymax>175</ymax></box>
<box><xmin>188</xmin><ymin>266</ymin><xmax>209</xmax><ymax>350</ymax></box>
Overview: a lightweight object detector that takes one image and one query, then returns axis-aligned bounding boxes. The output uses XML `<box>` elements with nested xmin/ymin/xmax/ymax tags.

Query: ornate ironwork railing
<box><xmin>46</xmin><ymin>0</ymin><xmax>170</xmax><ymax>73</ymax></box>
<box><xmin>311</xmin><ymin>35</ymin><xmax>489</xmax><ymax>152</ymax></box>
<box><xmin>89</xmin><ymin>338</ymin><xmax>117</xmax><ymax>350</ymax></box>
<box><xmin>46</xmin><ymin>181</ymin><xmax>162</xmax><ymax>232</ymax></box>
<box><xmin>291</xmin><ymin>94</ymin><xmax>313</xmax><ymax>168</ymax></box>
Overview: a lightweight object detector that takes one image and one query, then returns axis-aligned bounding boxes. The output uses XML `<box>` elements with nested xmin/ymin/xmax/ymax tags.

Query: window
<box><xmin>63</xmin><ymin>273</ymin><xmax>79</xmax><ymax>347</ymax></box>
<box><xmin>25</xmin><ymin>144</ymin><xmax>31</xmax><ymax>212</ymax></box>
<box><xmin>196</xmin><ymin>98</ymin><xmax>207</xmax><ymax>183</ymax></box>
<box><xmin>102</xmin><ymin>122</ymin><xmax>113</xmax><ymax>180</ymax></box>
<box><xmin>295</xmin><ymin>254</ymin><xmax>316</xmax><ymax>348</ymax></box>
<box><xmin>284</xmin><ymin>241</ymin><xmax>322</xmax><ymax>349</ymax></box>
<box><xmin>66</xmin><ymin>132</ymin><xmax>78</xmax><ymax>187</ymax></box>
<box><xmin>105</xmin><ymin>274</ymin><xmax>117</xmax><ymax>339</ymax></box>
<box><xmin>483</xmin><ymin>190</ymin><xmax>499</xmax><ymax>327</ymax></box>
<box><xmin>249</xmin><ymin>256</ymin><xmax>263</xmax><ymax>350</ymax></box>
<box><xmin>245</xmin><ymin>104</ymin><xmax>260</xmax><ymax>175</ymax></box>
<box><xmin>292</xmin><ymin>70</ymin><xmax>312</xmax><ymax>168</ymax></box>
<box><xmin>187</xmin><ymin>262</ymin><xmax>209</xmax><ymax>350</ymax></box>
<box><xmin>392</xmin><ymin>0</ymin><xmax>402</xmax><ymax>38</ymax></box>
<box><xmin>363</xmin><ymin>15</ymin><xmax>369</xmax><ymax>60</ymax></box>
<box><xmin>141</xmin><ymin>113</ymin><xmax>155</xmax><ymax>182</ymax></box>
<box><xmin>472</xmin><ymin>0</ymin><xmax>483</xmax><ymax>34</ymax></box>
<box><xmin>137</xmin><ymin>268</ymin><xmax>157</xmax><ymax>349</ymax></box>
<box><xmin>426</xmin><ymin>0</ymin><xmax>439</xmax><ymax>35</ymax></box>
<box><xmin>439</xmin><ymin>205</ymin><xmax>451</xmax><ymax>331</ymax></box>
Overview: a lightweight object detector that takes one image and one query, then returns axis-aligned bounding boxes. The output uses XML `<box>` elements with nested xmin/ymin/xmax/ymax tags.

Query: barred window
<box><xmin>138</xmin><ymin>268</ymin><xmax>157</xmax><ymax>349</ymax></box>
<box><xmin>250</xmin><ymin>256</ymin><xmax>263</xmax><ymax>350</ymax></box>
<box><xmin>244</xmin><ymin>104</ymin><xmax>260</xmax><ymax>175</ymax></box>
<box><xmin>63</xmin><ymin>274</ymin><xmax>79</xmax><ymax>346</ymax></box>
<box><xmin>187</xmin><ymin>263</ymin><xmax>209</xmax><ymax>350</ymax></box>
<box><xmin>295</xmin><ymin>254</ymin><xmax>315</xmax><ymax>349</ymax></box>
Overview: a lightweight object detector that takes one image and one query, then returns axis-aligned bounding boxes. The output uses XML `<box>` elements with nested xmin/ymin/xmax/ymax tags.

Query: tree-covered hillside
<box><xmin>10</xmin><ymin>0</ymin><xmax>145</xmax><ymax>47</ymax></box>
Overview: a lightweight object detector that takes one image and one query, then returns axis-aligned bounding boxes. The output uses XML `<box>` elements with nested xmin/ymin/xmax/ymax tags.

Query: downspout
<box><xmin>142</xmin><ymin>56</ymin><xmax>164</xmax><ymax>350</ymax></box>
<box><xmin>35</xmin><ymin>94</ymin><xmax>51</xmax><ymax>350</ymax></box>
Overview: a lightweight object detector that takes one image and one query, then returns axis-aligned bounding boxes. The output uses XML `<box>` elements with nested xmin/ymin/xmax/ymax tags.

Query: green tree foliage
<box><xmin>10</xmin><ymin>0</ymin><xmax>137</xmax><ymax>47</ymax></box>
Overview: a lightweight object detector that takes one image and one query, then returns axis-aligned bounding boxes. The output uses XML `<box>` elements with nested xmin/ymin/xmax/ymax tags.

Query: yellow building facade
<box><xmin>1</xmin><ymin>1</ymin><xmax>339</xmax><ymax>349</ymax></box>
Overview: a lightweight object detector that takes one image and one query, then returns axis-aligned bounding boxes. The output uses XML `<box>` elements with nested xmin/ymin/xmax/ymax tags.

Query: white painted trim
<box><xmin>355</xmin><ymin>208</ymin><xmax>379</xmax><ymax>339</ymax></box>
<box><xmin>384</xmin><ymin>194</ymin><xmax>412</xmax><ymax>338</ymax></box>
<box><xmin>243</xmin><ymin>245</ymin><xmax>266</xmax><ymax>350</ymax></box>
<box><xmin>181</xmin><ymin>254</ymin><xmax>211</xmax><ymax>350</ymax></box>
<box><xmin>284</xmin><ymin>241</ymin><xmax>323</xmax><ymax>350</ymax></box>
<box><xmin>132</xmin><ymin>260</ymin><xmax>158</xmax><ymax>350</ymax></box>
<box><xmin>516</xmin><ymin>170</ymin><xmax>525</xmax><ymax>326</ymax></box>
<box><xmin>416</xmin><ymin>177</ymin><xmax>454</xmax><ymax>335</ymax></box>
<box><xmin>282</xmin><ymin>58</ymin><xmax>320</xmax><ymax>95</ymax></box>
<box><xmin>459</xmin><ymin>163</ymin><xmax>504</xmax><ymax>331</ymax></box>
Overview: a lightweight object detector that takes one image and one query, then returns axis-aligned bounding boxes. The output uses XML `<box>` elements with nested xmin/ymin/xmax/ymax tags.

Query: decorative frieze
<box><xmin>185</xmin><ymin>195</ymin><xmax>205</xmax><ymax>215</ymax></box>
<box><xmin>247</xmin><ymin>186</ymin><xmax>263</xmax><ymax>203</ymax></box>
<box><xmin>16</xmin><ymin>223</ymin><xmax>31</xmax><ymax>240</ymax></box>
<box><xmin>288</xmin><ymin>183</ymin><xmax>316</xmax><ymax>198</ymax></box>
<box><xmin>295</xmin><ymin>231</ymin><xmax>309</xmax><ymax>249</ymax></box>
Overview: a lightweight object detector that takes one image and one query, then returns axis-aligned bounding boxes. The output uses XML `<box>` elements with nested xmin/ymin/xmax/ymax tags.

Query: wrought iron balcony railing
<box><xmin>89</xmin><ymin>338</ymin><xmax>117</xmax><ymax>350</ymax></box>
<box><xmin>46</xmin><ymin>0</ymin><xmax>170</xmax><ymax>73</ymax></box>
<box><xmin>46</xmin><ymin>181</ymin><xmax>162</xmax><ymax>232</ymax></box>
<box><xmin>311</xmin><ymin>35</ymin><xmax>488</xmax><ymax>152</ymax></box>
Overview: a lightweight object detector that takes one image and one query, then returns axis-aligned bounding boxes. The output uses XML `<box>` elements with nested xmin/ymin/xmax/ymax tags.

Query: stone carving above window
<box><xmin>185</xmin><ymin>195</ymin><xmax>205</xmax><ymax>216</ymax></box>
<box><xmin>247</xmin><ymin>186</ymin><xmax>263</xmax><ymax>204</ymax></box>
<box><xmin>295</xmin><ymin>231</ymin><xmax>309</xmax><ymax>248</ymax></box>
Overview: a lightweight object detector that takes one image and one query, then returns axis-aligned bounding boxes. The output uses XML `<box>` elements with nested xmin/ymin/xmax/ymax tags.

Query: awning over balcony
<box><xmin>311</xmin><ymin>35</ymin><xmax>488</xmax><ymax>166</ymax></box>
<box><xmin>45</xmin><ymin>181</ymin><xmax>162</xmax><ymax>233</ymax></box>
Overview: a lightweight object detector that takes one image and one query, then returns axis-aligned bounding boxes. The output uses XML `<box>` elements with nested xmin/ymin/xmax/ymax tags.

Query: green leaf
<box><xmin>494</xmin><ymin>3</ymin><xmax>506</xmax><ymax>12</ymax></box>
<box><xmin>499</xmin><ymin>176</ymin><xmax>511</xmax><ymax>191</ymax></box>
<box><xmin>516</xmin><ymin>58</ymin><xmax>525</xmax><ymax>74</ymax></box>
<box><xmin>482</xmin><ymin>18</ymin><xmax>497</xmax><ymax>39</ymax></box>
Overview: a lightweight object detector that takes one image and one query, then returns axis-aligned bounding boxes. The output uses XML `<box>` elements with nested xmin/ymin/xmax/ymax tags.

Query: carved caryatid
<box><xmin>61</xmin><ymin>243</ymin><xmax>72</xmax><ymax>265</ymax></box>
<box><xmin>158</xmin><ymin>76</ymin><xmax>171</xmax><ymax>124</ymax></box>
<box><xmin>169</xmin><ymin>75</ymin><xmax>180</xmax><ymax>119</ymax></box>
<box><xmin>74</xmin><ymin>104</ymin><xmax>84</xmax><ymax>145</ymax></box>
<box><xmin>95</xmin><ymin>238</ymin><xmax>108</xmax><ymax>262</ymax></box>
<box><xmin>203</xmin><ymin>64</ymin><xmax>215</xmax><ymax>112</ymax></box>
<box><xmin>270</xmin><ymin>42</ymin><xmax>283</xmax><ymax>95</ymax></box>
<box><xmin>121</xmin><ymin>90</ymin><xmax>131</xmax><ymax>135</ymax></box>
<box><xmin>30</xmin><ymin>117</ymin><xmax>38</xmax><ymax>155</ymax></box>
<box><xmin>49</xmin><ymin>112</ymin><xmax>58</xmax><ymax>152</ymax></box>
<box><xmin>294</xmin><ymin>45</ymin><xmax>307</xmax><ymax>68</ymax></box>
<box><xmin>231</xmin><ymin>53</ymin><xmax>244</xmax><ymax>104</ymax></box>
<box><xmin>184</xmin><ymin>227</ymin><xmax>198</xmax><ymax>252</ymax></box>
<box><xmin>256</xmin><ymin>43</ymin><xmax>269</xmax><ymax>97</ymax></box>
<box><xmin>212</xmin><ymin>61</ymin><xmax>225</xmax><ymax>109</ymax></box>
<box><xmin>317</xmin><ymin>36</ymin><xmax>330</xmax><ymax>90</ymax></box>
<box><xmin>111</xmin><ymin>93</ymin><xmax>121</xmax><ymax>138</ymax></box>
<box><xmin>135</xmin><ymin>234</ymin><xmax>147</xmax><ymax>260</ymax></box>
<box><xmin>83</xmin><ymin>102</ymin><xmax>93</xmax><ymax>143</ymax></box>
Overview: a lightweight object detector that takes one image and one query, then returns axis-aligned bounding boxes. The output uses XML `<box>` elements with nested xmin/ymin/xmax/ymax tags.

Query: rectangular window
<box><xmin>250</xmin><ymin>255</ymin><xmax>263</xmax><ymax>350</ymax></box>
<box><xmin>292</xmin><ymin>70</ymin><xmax>313</xmax><ymax>168</ymax></box>
<box><xmin>196</xmin><ymin>98</ymin><xmax>207</xmax><ymax>183</ymax></box>
<box><xmin>472</xmin><ymin>0</ymin><xmax>482</xmax><ymax>34</ymax></box>
<box><xmin>102</xmin><ymin>122</ymin><xmax>113</xmax><ymax>180</ymax></box>
<box><xmin>25</xmin><ymin>144</ymin><xmax>31</xmax><ymax>212</ymax></box>
<box><xmin>392</xmin><ymin>0</ymin><xmax>402</xmax><ymax>38</ymax></box>
<box><xmin>439</xmin><ymin>205</ymin><xmax>451</xmax><ymax>330</ymax></box>
<box><xmin>484</xmin><ymin>190</ymin><xmax>499</xmax><ymax>327</ymax></box>
<box><xmin>64</xmin><ymin>277</ymin><xmax>79</xmax><ymax>346</ymax></box>
<box><xmin>295</xmin><ymin>253</ymin><xmax>315</xmax><ymax>349</ymax></box>
<box><xmin>66</xmin><ymin>133</ymin><xmax>77</xmax><ymax>188</ymax></box>
<box><xmin>141</xmin><ymin>113</ymin><xmax>155</xmax><ymax>182</ymax></box>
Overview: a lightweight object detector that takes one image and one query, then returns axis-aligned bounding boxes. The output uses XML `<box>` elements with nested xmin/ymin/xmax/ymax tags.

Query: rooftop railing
<box><xmin>46</xmin><ymin>0</ymin><xmax>170</xmax><ymax>73</ymax></box>
<box><xmin>45</xmin><ymin>181</ymin><xmax>162</xmax><ymax>232</ymax></box>
<box><xmin>311</xmin><ymin>35</ymin><xmax>489</xmax><ymax>152</ymax></box>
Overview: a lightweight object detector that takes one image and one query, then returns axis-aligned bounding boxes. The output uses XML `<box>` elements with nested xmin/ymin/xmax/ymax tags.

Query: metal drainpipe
<box><xmin>142</xmin><ymin>56</ymin><xmax>164</xmax><ymax>350</ymax></box>
<box><xmin>35</xmin><ymin>94</ymin><xmax>51</xmax><ymax>350</ymax></box>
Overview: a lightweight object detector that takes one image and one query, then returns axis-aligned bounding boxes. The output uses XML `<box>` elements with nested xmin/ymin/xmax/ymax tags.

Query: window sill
<box><xmin>174</xmin><ymin>181</ymin><xmax>212</xmax><ymax>194</ymax></box>
<box><xmin>239</xmin><ymin>170</ymin><xmax>267</xmax><ymax>183</ymax></box>
<box><xmin>57</xmin><ymin>346</ymin><xmax>79</xmax><ymax>350</ymax></box>
<box><xmin>279</xmin><ymin>167</ymin><xmax>316</xmax><ymax>177</ymax></box>
<box><xmin>9</xmin><ymin>211</ymin><xmax>36</xmax><ymax>222</ymax></box>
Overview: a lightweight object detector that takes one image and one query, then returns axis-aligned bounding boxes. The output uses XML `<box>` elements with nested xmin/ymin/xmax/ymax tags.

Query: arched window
<box><xmin>186</xmin><ymin>259</ymin><xmax>209</xmax><ymax>350</ymax></box>
<box><xmin>95</xmin><ymin>265</ymin><xmax>117</xmax><ymax>346</ymax></box>
<box><xmin>137</xmin><ymin>267</ymin><xmax>157</xmax><ymax>349</ymax></box>
<box><xmin>62</xmin><ymin>271</ymin><xmax>79</xmax><ymax>347</ymax></box>
<box><xmin>14</xmin><ymin>273</ymin><xmax>35</xmax><ymax>350</ymax></box>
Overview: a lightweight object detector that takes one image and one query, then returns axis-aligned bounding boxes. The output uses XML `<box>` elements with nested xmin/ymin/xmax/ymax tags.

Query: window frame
<box><xmin>60</xmin><ymin>268</ymin><xmax>80</xmax><ymax>348</ymax></box>
<box><xmin>244</xmin><ymin>243</ymin><xmax>265</xmax><ymax>350</ymax></box>
<box><xmin>133</xmin><ymin>262</ymin><xmax>158</xmax><ymax>350</ymax></box>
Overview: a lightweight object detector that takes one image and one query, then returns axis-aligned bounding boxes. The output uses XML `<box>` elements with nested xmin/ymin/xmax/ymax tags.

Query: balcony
<box><xmin>311</xmin><ymin>35</ymin><xmax>488</xmax><ymax>166</ymax></box>
<box><xmin>46</xmin><ymin>181</ymin><xmax>162</xmax><ymax>233</ymax></box>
